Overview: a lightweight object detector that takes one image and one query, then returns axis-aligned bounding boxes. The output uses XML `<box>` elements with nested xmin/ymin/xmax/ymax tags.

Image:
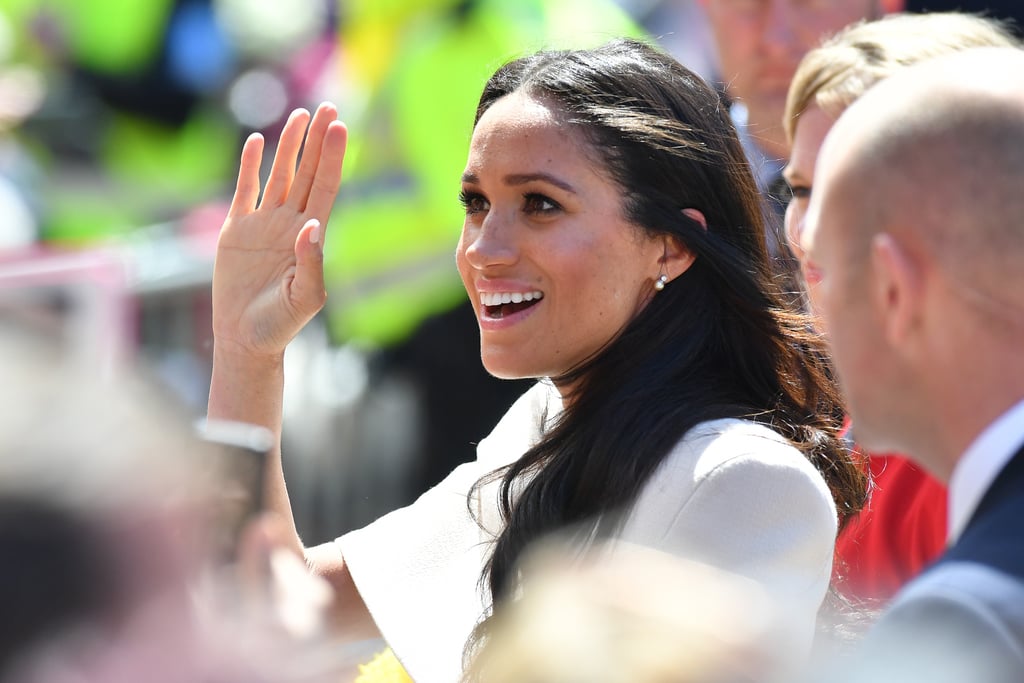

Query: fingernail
<box><xmin>307</xmin><ymin>219</ymin><xmax>321</xmax><ymax>245</ymax></box>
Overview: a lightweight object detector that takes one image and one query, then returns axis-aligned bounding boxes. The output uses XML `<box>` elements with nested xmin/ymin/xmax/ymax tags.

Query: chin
<box><xmin>482</xmin><ymin>364</ymin><xmax>532</xmax><ymax>381</ymax></box>
<box><xmin>480</xmin><ymin>354</ymin><xmax>541</xmax><ymax>381</ymax></box>
<box><xmin>847</xmin><ymin>410</ymin><xmax>899</xmax><ymax>453</ymax></box>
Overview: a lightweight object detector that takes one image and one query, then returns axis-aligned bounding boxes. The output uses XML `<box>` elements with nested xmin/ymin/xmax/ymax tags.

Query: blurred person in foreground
<box><xmin>468</xmin><ymin>541</ymin><xmax>788</xmax><ymax>683</ymax></box>
<box><xmin>801</xmin><ymin>46</ymin><xmax>1024</xmax><ymax>683</ymax></box>
<box><xmin>782</xmin><ymin>11</ymin><xmax>1019</xmax><ymax>605</ymax></box>
<box><xmin>0</xmin><ymin>314</ymin><xmax>340</xmax><ymax>683</ymax></box>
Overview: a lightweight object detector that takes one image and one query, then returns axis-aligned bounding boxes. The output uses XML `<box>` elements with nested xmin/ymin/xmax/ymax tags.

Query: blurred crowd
<box><xmin>0</xmin><ymin>0</ymin><xmax>716</xmax><ymax>545</ymax></box>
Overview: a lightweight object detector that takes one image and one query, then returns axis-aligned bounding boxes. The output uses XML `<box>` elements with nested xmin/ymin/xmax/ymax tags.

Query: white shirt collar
<box><xmin>948</xmin><ymin>398</ymin><xmax>1024</xmax><ymax>542</ymax></box>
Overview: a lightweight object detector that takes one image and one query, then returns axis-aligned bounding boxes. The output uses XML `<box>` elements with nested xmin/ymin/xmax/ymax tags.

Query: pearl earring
<box><xmin>654</xmin><ymin>274</ymin><xmax>668</xmax><ymax>292</ymax></box>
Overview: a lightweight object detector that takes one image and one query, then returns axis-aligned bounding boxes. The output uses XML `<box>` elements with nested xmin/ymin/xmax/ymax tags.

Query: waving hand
<box><xmin>213</xmin><ymin>103</ymin><xmax>348</xmax><ymax>356</ymax></box>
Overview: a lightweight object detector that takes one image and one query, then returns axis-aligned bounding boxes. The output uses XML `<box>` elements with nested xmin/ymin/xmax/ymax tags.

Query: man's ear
<box><xmin>871</xmin><ymin>232</ymin><xmax>921</xmax><ymax>347</ymax></box>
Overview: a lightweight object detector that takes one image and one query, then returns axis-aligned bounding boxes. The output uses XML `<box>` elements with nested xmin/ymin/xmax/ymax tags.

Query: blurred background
<box><xmin>0</xmin><ymin>0</ymin><xmax>1018</xmax><ymax>547</ymax></box>
<box><xmin>0</xmin><ymin>0</ymin><xmax>718</xmax><ymax>546</ymax></box>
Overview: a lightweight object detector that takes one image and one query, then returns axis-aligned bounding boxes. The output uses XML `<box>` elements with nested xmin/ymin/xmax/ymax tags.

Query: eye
<box><xmin>523</xmin><ymin>193</ymin><xmax>560</xmax><ymax>215</ymax></box>
<box><xmin>788</xmin><ymin>183</ymin><xmax>812</xmax><ymax>201</ymax></box>
<box><xmin>458</xmin><ymin>189</ymin><xmax>489</xmax><ymax>215</ymax></box>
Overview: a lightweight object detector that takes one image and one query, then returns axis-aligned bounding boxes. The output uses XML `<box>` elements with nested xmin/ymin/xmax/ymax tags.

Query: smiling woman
<box><xmin>456</xmin><ymin>92</ymin><xmax>667</xmax><ymax>382</ymax></box>
<box><xmin>207</xmin><ymin>38</ymin><xmax>865</xmax><ymax>683</ymax></box>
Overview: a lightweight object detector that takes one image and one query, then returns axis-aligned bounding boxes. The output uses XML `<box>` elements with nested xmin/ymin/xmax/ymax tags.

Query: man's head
<box><xmin>698</xmin><ymin>0</ymin><xmax>899</xmax><ymax>159</ymax></box>
<box><xmin>801</xmin><ymin>46</ymin><xmax>1024</xmax><ymax>476</ymax></box>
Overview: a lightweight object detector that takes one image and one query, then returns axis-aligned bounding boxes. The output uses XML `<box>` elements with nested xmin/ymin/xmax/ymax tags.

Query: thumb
<box><xmin>291</xmin><ymin>218</ymin><xmax>327</xmax><ymax>315</ymax></box>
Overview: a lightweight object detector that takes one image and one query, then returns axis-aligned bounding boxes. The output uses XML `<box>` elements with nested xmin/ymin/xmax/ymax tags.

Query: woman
<box><xmin>209</xmin><ymin>39</ymin><xmax>863</xmax><ymax>682</ymax></box>
<box><xmin>782</xmin><ymin>11</ymin><xmax>1018</xmax><ymax>603</ymax></box>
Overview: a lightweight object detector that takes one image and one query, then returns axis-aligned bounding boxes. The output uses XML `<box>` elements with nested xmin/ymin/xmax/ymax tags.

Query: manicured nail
<box><xmin>307</xmin><ymin>219</ymin><xmax>321</xmax><ymax>245</ymax></box>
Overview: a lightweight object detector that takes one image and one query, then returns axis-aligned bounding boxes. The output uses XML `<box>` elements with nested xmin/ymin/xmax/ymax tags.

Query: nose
<box><xmin>460</xmin><ymin>212</ymin><xmax>518</xmax><ymax>271</ymax></box>
<box><xmin>784</xmin><ymin>199</ymin><xmax>806</xmax><ymax>262</ymax></box>
<box><xmin>762</xmin><ymin>0</ymin><xmax>798</xmax><ymax>56</ymax></box>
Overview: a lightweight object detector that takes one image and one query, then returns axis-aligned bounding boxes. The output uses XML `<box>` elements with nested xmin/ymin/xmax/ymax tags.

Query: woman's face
<box><xmin>456</xmin><ymin>92</ymin><xmax>664</xmax><ymax>382</ymax></box>
<box><xmin>782</xmin><ymin>104</ymin><xmax>835</xmax><ymax>263</ymax></box>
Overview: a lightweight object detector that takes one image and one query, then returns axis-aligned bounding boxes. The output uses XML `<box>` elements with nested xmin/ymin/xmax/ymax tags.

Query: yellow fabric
<box><xmin>354</xmin><ymin>648</ymin><xmax>413</xmax><ymax>683</ymax></box>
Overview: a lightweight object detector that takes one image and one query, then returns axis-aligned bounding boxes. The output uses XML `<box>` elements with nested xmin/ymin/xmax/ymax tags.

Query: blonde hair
<box><xmin>784</xmin><ymin>12</ymin><xmax>1019</xmax><ymax>143</ymax></box>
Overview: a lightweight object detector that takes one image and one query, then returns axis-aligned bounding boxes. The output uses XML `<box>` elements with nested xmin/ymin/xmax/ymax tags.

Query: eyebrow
<box><xmin>461</xmin><ymin>171</ymin><xmax>578</xmax><ymax>194</ymax></box>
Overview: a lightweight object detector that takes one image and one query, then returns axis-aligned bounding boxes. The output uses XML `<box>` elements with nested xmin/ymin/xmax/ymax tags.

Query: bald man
<box><xmin>802</xmin><ymin>46</ymin><xmax>1024</xmax><ymax>683</ymax></box>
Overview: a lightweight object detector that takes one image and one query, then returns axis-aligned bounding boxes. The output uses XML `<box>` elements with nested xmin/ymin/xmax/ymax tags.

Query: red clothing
<box><xmin>834</xmin><ymin>451</ymin><xmax>948</xmax><ymax>603</ymax></box>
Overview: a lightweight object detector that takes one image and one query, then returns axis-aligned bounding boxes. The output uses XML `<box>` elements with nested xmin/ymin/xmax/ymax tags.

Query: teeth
<box><xmin>479</xmin><ymin>291</ymin><xmax>544</xmax><ymax>307</ymax></box>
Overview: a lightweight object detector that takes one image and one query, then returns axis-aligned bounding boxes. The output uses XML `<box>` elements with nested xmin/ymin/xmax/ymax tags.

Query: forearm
<box><xmin>209</xmin><ymin>344</ymin><xmax>377</xmax><ymax>637</ymax></box>
<box><xmin>208</xmin><ymin>343</ymin><xmax>300</xmax><ymax>553</ymax></box>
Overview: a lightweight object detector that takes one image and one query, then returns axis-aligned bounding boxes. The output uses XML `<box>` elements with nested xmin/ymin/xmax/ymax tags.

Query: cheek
<box><xmin>588</xmin><ymin>253</ymin><xmax>651</xmax><ymax>322</ymax></box>
<box><xmin>784</xmin><ymin>201</ymin><xmax>806</xmax><ymax>261</ymax></box>
<box><xmin>805</xmin><ymin>282</ymin><xmax>828</xmax><ymax>334</ymax></box>
<box><xmin>709</xmin><ymin>18</ymin><xmax>754</xmax><ymax>67</ymax></box>
<box><xmin>810</xmin><ymin>272</ymin><xmax>854</xmax><ymax>342</ymax></box>
<box><xmin>454</xmin><ymin>233</ymin><xmax>473</xmax><ymax>292</ymax></box>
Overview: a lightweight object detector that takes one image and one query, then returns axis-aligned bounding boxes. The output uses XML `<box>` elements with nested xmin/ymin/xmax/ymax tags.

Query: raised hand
<box><xmin>213</xmin><ymin>103</ymin><xmax>348</xmax><ymax>357</ymax></box>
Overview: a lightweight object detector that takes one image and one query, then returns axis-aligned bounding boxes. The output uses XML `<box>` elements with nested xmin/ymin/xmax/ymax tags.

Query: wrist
<box><xmin>208</xmin><ymin>341</ymin><xmax>286</xmax><ymax>428</ymax></box>
<box><xmin>212</xmin><ymin>338</ymin><xmax>286</xmax><ymax>369</ymax></box>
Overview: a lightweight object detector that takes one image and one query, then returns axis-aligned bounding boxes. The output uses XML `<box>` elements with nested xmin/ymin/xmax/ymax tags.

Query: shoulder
<box><xmin>622</xmin><ymin>417</ymin><xmax>837</xmax><ymax>584</ymax></box>
<box><xmin>620</xmin><ymin>418</ymin><xmax>838</xmax><ymax>664</ymax></box>
<box><xmin>887</xmin><ymin>561</ymin><xmax>1024</xmax><ymax>630</ymax></box>
<box><xmin>655</xmin><ymin>417</ymin><xmax>829</xmax><ymax>497</ymax></box>
<box><xmin>847</xmin><ymin>562</ymin><xmax>1024</xmax><ymax>683</ymax></box>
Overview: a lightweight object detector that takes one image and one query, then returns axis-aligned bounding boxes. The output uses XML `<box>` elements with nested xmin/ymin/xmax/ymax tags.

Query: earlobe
<box><xmin>871</xmin><ymin>233</ymin><xmax>920</xmax><ymax>346</ymax></box>
<box><xmin>669</xmin><ymin>208</ymin><xmax>705</xmax><ymax>277</ymax></box>
<box><xmin>655</xmin><ymin>210</ymin><xmax>705</xmax><ymax>288</ymax></box>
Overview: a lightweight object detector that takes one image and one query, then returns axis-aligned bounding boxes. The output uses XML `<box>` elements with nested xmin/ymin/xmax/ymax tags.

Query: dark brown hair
<box><xmin>466</xmin><ymin>36</ymin><xmax>863</xmax><ymax>665</ymax></box>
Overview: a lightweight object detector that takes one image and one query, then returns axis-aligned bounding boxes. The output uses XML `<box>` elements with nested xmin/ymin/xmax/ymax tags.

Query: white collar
<box><xmin>948</xmin><ymin>398</ymin><xmax>1024</xmax><ymax>542</ymax></box>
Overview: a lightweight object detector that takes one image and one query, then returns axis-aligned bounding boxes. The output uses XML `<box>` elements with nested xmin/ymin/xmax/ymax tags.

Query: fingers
<box><xmin>302</xmin><ymin>120</ymin><xmax>348</xmax><ymax>219</ymax></box>
<box><xmin>227</xmin><ymin>133</ymin><xmax>265</xmax><ymax>218</ymax></box>
<box><xmin>287</xmin><ymin>102</ymin><xmax>344</xmax><ymax>213</ymax></box>
<box><xmin>260</xmin><ymin>108</ymin><xmax>312</xmax><ymax>209</ymax></box>
<box><xmin>235</xmin><ymin>103</ymin><xmax>344</xmax><ymax>234</ymax></box>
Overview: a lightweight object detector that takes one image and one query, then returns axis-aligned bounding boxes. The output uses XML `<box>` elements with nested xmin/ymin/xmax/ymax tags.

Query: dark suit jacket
<box><xmin>830</xmin><ymin>445</ymin><xmax>1024</xmax><ymax>683</ymax></box>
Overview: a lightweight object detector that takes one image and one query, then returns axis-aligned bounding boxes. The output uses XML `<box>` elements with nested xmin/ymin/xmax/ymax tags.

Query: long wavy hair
<box><xmin>465</xmin><ymin>37</ymin><xmax>864</xmax><ymax>656</ymax></box>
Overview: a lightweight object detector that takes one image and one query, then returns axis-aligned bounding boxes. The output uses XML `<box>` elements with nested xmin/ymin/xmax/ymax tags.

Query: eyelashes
<box><xmin>458</xmin><ymin>189</ymin><xmax>488</xmax><ymax>215</ymax></box>
<box><xmin>457</xmin><ymin>190</ymin><xmax>562</xmax><ymax>216</ymax></box>
<box><xmin>788</xmin><ymin>184</ymin><xmax>812</xmax><ymax>201</ymax></box>
<box><xmin>522</xmin><ymin>193</ymin><xmax>560</xmax><ymax>214</ymax></box>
